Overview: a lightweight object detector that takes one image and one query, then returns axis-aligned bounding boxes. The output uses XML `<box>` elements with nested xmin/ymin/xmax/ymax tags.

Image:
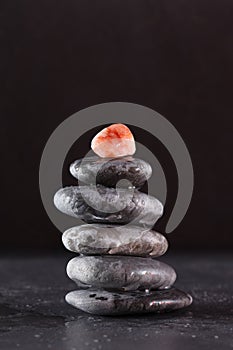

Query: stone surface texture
<box><xmin>66</xmin><ymin>256</ymin><xmax>176</xmax><ymax>291</ymax></box>
<box><xmin>65</xmin><ymin>287</ymin><xmax>192</xmax><ymax>316</ymax></box>
<box><xmin>54</xmin><ymin>185</ymin><xmax>163</xmax><ymax>226</ymax></box>
<box><xmin>70</xmin><ymin>156</ymin><xmax>152</xmax><ymax>188</ymax></box>
<box><xmin>91</xmin><ymin>123</ymin><xmax>136</xmax><ymax>158</ymax></box>
<box><xmin>62</xmin><ymin>224</ymin><xmax>168</xmax><ymax>257</ymax></box>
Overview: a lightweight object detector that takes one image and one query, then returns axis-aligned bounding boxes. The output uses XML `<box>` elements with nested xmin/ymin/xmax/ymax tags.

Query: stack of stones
<box><xmin>54</xmin><ymin>124</ymin><xmax>192</xmax><ymax>315</ymax></box>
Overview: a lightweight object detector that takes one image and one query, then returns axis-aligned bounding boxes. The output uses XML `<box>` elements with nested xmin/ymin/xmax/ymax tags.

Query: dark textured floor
<box><xmin>0</xmin><ymin>253</ymin><xmax>232</xmax><ymax>350</ymax></box>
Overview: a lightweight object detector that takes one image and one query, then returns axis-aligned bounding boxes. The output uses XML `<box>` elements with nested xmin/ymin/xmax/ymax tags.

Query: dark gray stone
<box><xmin>65</xmin><ymin>287</ymin><xmax>192</xmax><ymax>316</ymax></box>
<box><xmin>54</xmin><ymin>185</ymin><xmax>163</xmax><ymax>226</ymax></box>
<box><xmin>66</xmin><ymin>256</ymin><xmax>176</xmax><ymax>291</ymax></box>
<box><xmin>70</xmin><ymin>156</ymin><xmax>152</xmax><ymax>188</ymax></box>
<box><xmin>62</xmin><ymin>224</ymin><xmax>168</xmax><ymax>257</ymax></box>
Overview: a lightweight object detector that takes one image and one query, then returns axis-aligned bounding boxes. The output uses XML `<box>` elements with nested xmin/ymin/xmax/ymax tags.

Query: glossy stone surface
<box><xmin>66</xmin><ymin>287</ymin><xmax>192</xmax><ymax>316</ymax></box>
<box><xmin>70</xmin><ymin>156</ymin><xmax>152</xmax><ymax>188</ymax></box>
<box><xmin>91</xmin><ymin>123</ymin><xmax>136</xmax><ymax>158</ymax></box>
<box><xmin>62</xmin><ymin>224</ymin><xmax>168</xmax><ymax>257</ymax></box>
<box><xmin>1</xmin><ymin>254</ymin><xmax>232</xmax><ymax>350</ymax></box>
<box><xmin>66</xmin><ymin>256</ymin><xmax>176</xmax><ymax>291</ymax></box>
<box><xmin>54</xmin><ymin>185</ymin><xmax>163</xmax><ymax>226</ymax></box>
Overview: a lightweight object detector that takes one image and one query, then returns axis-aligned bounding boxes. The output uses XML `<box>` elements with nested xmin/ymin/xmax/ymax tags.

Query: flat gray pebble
<box><xmin>62</xmin><ymin>224</ymin><xmax>168</xmax><ymax>257</ymax></box>
<box><xmin>66</xmin><ymin>256</ymin><xmax>176</xmax><ymax>291</ymax></box>
<box><xmin>54</xmin><ymin>185</ymin><xmax>163</xmax><ymax>227</ymax></box>
<box><xmin>65</xmin><ymin>287</ymin><xmax>192</xmax><ymax>315</ymax></box>
<box><xmin>70</xmin><ymin>156</ymin><xmax>152</xmax><ymax>188</ymax></box>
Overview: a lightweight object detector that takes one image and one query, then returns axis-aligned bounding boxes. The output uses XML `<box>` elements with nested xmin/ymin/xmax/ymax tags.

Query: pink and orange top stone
<box><xmin>91</xmin><ymin>123</ymin><xmax>136</xmax><ymax>158</ymax></box>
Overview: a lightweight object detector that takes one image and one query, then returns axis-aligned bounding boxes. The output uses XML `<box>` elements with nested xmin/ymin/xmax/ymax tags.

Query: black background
<box><xmin>1</xmin><ymin>0</ymin><xmax>233</xmax><ymax>252</ymax></box>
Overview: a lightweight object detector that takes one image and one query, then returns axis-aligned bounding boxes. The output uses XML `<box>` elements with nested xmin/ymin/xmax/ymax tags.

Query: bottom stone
<box><xmin>65</xmin><ymin>288</ymin><xmax>192</xmax><ymax>316</ymax></box>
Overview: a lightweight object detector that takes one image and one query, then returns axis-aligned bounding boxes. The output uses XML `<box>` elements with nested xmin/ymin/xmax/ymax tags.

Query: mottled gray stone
<box><xmin>70</xmin><ymin>156</ymin><xmax>152</xmax><ymax>188</ymax></box>
<box><xmin>62</xmin><ymin>224</ymin><xmax>168</xmax><ymax>257</ymax></box>
<box><xmin>66</xmin><ymin>256</ymin><xmax>176</xmax><ymax>291</ymax></box>
<box><xmin>66</xmin><ymin>287</ymin><xmax>192</xmax><ymax>316</ymax></box>
<box><xmin>54</xmin><ymin>185</ymin><xmax>163</xmax><ymax>227</ymax></box>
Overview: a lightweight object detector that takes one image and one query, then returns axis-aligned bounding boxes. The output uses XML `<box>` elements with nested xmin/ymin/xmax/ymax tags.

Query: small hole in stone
<box><xmin>95</xmin><ymin>297</ymin><xmax>108</xmax><ymax>301</ymax></box>
<box><xmin>89</xmin><ymin>294</ymin><xmax>96</xmax><ymax>298</ymax></box>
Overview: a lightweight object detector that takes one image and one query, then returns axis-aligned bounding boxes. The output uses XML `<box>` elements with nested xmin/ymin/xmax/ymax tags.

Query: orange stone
<box><xmin>91</xmin><ymin>123</ymin><xmax>136</xmax><ymax>158</ymax></box>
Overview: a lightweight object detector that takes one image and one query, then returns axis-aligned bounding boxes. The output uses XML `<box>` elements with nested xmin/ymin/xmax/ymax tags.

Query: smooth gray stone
<box><xmin>62</xmin><ymin>224</ymin><xmax>168</xmax><ymax>257</ymax></box>
<box><xmin>66</xmin><ymin>288</ymin><xmax>192</xmax><ymax>316</ymax></box>
<box><xmin>70</xmin><ymin>156</ymin><xmax>152</xmax><ymax>188</ymax></box>
<box><xmin>54</xmin><ymin>185</ymin><xmax>163</xmax><ymax>227</ymax></box>
<box><xmin>66</xmin><ymin>256</ymin><xmax>176</xmax><ymax>291</ymax></box>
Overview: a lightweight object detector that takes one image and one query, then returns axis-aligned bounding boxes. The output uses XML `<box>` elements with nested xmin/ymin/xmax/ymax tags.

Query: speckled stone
<box><xmin>91</xmin><ymin>123</ymin><xmax>136</xmax><ymax>158</ymax></box>
<box><xmin>66</xmin><ymin>256</ymin><xmax>176</xmax><ymax>291</ymax></box>
<box><xmin>65</xmin><ymin>287</ymin><xmax>192</xmax><ymax>316</ymax></box>
<box><xmin>70</xmin><ymin>156</ymin><xmax>152</xmax><ymax>188</ymax></box>
<box><xmin>62</xmin><ymin>224</ymin><xmax>168</xmax><ymax>257</ymax></box>
<box><xmin>54</xmin><ymin>185</ymin><xmax>163</xmax><ymax>227</ymax></box>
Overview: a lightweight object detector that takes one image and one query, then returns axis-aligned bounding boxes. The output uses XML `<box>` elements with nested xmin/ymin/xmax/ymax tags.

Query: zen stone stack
<box><xmin>54</xmin><ymin>123</ymin><xmax>192</xmax><ymax>315</ymax></box>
